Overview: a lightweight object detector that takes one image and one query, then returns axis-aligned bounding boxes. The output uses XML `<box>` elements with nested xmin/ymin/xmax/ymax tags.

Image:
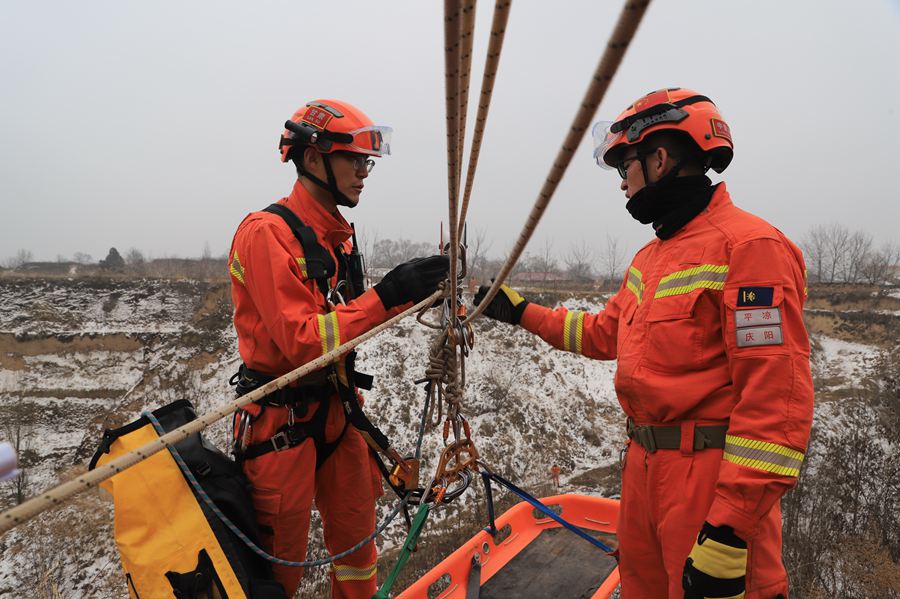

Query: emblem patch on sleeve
<box><xmin>737</xmin><ymin>286</ymin><xmax>774</xmax><ymax>307</ymax></box>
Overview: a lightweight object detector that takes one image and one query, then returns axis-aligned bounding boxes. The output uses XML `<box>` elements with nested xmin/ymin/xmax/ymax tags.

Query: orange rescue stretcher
<box><xmin>399</xmin><ymin>494</ymin><xmax>620</xmax><ymax>599</ymax></box>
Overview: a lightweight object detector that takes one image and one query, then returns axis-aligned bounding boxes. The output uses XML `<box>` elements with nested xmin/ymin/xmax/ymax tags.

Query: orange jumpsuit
<box><xmin>228</xmin><ymin>180</ymin><xmax>403</xmax><ymax>598</ymax></box>
<box><xmin>520</xmin><ymin>184</ymin><xmax>812</xmax><ymax>598</ymax></box>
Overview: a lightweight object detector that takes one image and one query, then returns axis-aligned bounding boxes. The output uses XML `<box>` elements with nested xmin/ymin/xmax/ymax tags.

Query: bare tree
<box><xmin>3</xmin><ymin>248</ymin><xmax>33</xmax><ymax>269</ymax></box>
<box><xmin>2</xmin><ymin>403</ymin><xmax>32</xmax><ymax>506</ymax></box>
<box><xmin>125</xmin><ymin>247</ymin><xmax>145</xmax><ymax>266</ymax></box>
<box><xmin>843</xmin><ymin>230</ymin><xmax>873</xmax><ymax>283</ymax></box>
<box><xmin>861</xmin><ymin>242</ymin><xmax>900</xmax><ymax>285</ymax></box>
<box><xmin>823</xmin><ymin>223</ymin><xmax>850</xmax><ymax>283</ymax></box>
<box><xmin>600</xmin><ymin>234</ymin><xmax>627</xmax><ymax>289</ymax></box>
<box><xmin>467</xmin><ymin>227</ymin><xmax>492</xmax><ymax>282</ymax></box>
<box><xmin>802</xmin><ymin>225</ymin><xmax>829</xmax><ymax>283</ymax></box>
<box><xmin>73</xmin><ymin>251</ymin><xmax>93</xmax><ymax>265</ymax></box>
<box><xmin>371</xmin><ymin>238</ymin><xmax>433</xmax><ymax>270</ymax></box>
<box><xmin>531</xmin><ymin>238</ymin><xmax>558</xmax><ymax>283</ymax></box>
<box><xmin>565</xmin><ymin>240</ymin><xmax>595</xmax><ymax>282</ymax></box>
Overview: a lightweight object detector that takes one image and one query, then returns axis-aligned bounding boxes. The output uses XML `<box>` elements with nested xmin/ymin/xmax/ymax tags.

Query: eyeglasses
<box><xmin>616</xmin><ymin>154</ymin><xmax>642</xmax><ymax>180</ymax></box>
<box><xmin>337</xmin><ymin>152</ymin><xmax>376</xmax><ymax>173</ymax></box>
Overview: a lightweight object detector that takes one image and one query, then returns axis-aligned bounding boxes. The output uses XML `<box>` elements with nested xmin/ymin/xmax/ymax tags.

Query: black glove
<box><xmin>374</xmin><ymin>255</ymin><xmax>450</xmax><ymax>309</ymax></box>
<box><xmin>683</xmin><ymin>522</ymin><xmax>747</xmax><ymax>599</ymax></box>
<box><xmin>473</xmin><ymin>283</ymin><xmax>529</xmax><ymax>325</ymax></box>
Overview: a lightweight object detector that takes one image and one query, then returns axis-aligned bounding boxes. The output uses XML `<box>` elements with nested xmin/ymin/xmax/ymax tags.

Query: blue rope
<box><xmin>483</xmin><ymin>471</ymin><xmax>614</xmax><ymax>553</ymax></box>
<box><xmin>145</xmin><ymin>410</ymin><xmax>410</xmax><ymax>568</ymax></box>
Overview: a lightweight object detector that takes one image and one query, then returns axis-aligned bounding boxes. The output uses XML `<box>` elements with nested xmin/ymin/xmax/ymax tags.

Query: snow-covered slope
<box><xmin>0</xmin><ymin>278</ymin><xmax>896</xmax><ymax>597</ymax></box>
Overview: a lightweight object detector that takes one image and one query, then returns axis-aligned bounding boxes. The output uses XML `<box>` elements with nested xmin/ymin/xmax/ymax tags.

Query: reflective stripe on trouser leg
<box><xmin>316</xmin><ymin>428</ymin><xmax>379</xmax><ymax>599</ymax></box>
<box><xmin>332</xmin><ymin>562</ymin><xmax>377</xmax><ymax>582</ymax></box>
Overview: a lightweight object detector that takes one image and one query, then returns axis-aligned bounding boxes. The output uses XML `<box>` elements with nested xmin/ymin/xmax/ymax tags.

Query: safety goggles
<box><xmin>345</xmin><ymin>125</ymin><xmax>393</xmax><ymax>156</ymax></box>
<box><xmin>283</xmin><ymin>122</ymin><xmax>393</xmax><ymax>157</ymax></box>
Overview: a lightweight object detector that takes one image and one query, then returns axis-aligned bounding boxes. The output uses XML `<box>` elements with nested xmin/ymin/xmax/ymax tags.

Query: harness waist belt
<box><xmin>626</xmin><ymin>418</ymin><xmax>727</xmax><ymax>453</ymax></box>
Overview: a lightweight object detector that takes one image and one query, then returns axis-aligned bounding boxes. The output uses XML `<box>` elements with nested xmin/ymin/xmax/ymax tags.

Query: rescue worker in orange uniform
<box><xmin>228</xmin><ymin>99</ymin><xmax>449</xmax><ymax>598</ymax></box>
<box><xmin>550</xmin><ymin>463</ymin><xmax>561</xmax><ymax>489</ymax></box>
<box><xmin>476</xmin><ymin>88</ymin><xmax>813</xmax><ymax>598</ymax></box>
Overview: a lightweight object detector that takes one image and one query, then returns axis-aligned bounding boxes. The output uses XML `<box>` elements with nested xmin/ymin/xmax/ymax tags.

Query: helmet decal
<box><xmin>301</xmin><ymin>106</ymin><xmax>334</xmax><ymax>131</ymax></box>
<box><xmin>711</xmin><ymin>118</ymin><xmax>732</xmax><ymax>143</ymax></box>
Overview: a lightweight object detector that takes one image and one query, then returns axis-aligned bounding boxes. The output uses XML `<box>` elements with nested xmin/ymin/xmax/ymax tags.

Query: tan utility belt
<box><xmin>626</xmin><ymin>418</ymin><xmax>727</xmax><ymax>454</ymax></box>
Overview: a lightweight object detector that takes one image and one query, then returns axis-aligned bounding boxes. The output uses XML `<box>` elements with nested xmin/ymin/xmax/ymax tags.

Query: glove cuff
<box><xmin>373</xmin><ymin>281</ymin><xmax>402</xmax><ymax>310</ymax></box>
<box><xmin>510</xmin><ymin>299</ymin><xmax>529</xmax><ymax>325</ymax></box>
<box><xmin>687</xmin><ymin>522</ymin><xmax>748</xmax><ymax>583</ymax></box>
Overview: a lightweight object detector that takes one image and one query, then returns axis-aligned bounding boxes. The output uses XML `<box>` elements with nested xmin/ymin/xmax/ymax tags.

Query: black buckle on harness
<box><xmin>634</xmin><ymin>426</ymin><xmax>658</xmax><ymax>453</ymax></box>
<box><xmin>270</xmin><ymin>431</ymin><xmax>291</xmax><ymax>452</ymax></box>
<box><xmin>626</xmin><ymin>418</ymin><xmax>658</xmax><ymax>453</ymax></box>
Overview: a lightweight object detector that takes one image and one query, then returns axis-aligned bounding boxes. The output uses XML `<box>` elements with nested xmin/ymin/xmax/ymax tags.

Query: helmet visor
<box><xmin>591</xmin><ymin>121</ymin><xmax>620</xmax><ymax>169</ymax></box>
<box><xmin>346</xmin><ymin>125</ymin><xmax>393</xmax><ymax>156</ymax></box>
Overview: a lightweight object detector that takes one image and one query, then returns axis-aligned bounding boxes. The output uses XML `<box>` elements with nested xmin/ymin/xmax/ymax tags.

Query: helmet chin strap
<box><xmin>298</xmin><ymin>153</ymin><xmax>356</xmax><ymax>208</ymax></box>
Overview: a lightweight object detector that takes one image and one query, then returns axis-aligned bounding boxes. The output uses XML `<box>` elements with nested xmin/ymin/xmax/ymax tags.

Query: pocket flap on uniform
<box><xmin>646</xmin><ymin>291</ymin><xmax>702</xmax><ymax>322</ymax></box>
<box><xmin>724</xmin><ymin>284</ymin><xmax>784</xmax><ymax>310</ymax></box>
<box><xmin>252</xmin><ymin>489</ymin><xmax>282</xmax><ymax>517</ymax></box>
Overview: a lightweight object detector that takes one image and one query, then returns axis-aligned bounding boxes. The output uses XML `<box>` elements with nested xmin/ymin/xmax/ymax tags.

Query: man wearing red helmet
<box><xmin>228</xmin><ymin>99</ymin><xmax>448</xmax><ymax>598</ymax></box>
<box><xmin>476</xmin><ymin>88</ymin><xmax>812</xmax><ymax>598</ymax></box>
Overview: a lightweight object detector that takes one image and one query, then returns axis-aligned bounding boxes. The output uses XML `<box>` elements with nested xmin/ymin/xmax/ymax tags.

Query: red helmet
<box><xmin>279</xmin><ymin>99</ymin><xmax>392</xmax><ymax>163</ymax></box>
<box><xmin>592</xmin><ymin>88</ymin><xmax>733</xmax><ymax>173</ymax></box>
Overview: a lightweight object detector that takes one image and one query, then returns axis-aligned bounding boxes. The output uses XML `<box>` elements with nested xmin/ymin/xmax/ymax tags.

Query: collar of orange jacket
<box><xmin>280</xmin><ymin>180</ymin><xmax>354</xmax><ymax>249</ymax></box>
<box><xmin>666</xmin><ymin>181</ymin><xmax>732</xmax><ymax>240</ymax></box>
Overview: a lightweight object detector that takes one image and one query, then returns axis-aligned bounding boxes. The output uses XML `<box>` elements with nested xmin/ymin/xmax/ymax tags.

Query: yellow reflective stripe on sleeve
<box><xmin>317</xmin><ymin>312</ymin><xmax>340</xmax><ymax>355</ymax></box>
<box><xmin>229</xmin><ymin>251</ymin><xmax>245</xmax><ymax>285</ymax></box>
<box><xmin>332</xmin><ymin>562</ymin><xmax>377</xmax><ymax>582</ymax></box>
<box><xmin>626</xmin><ymin>265</ymin><xmax>643</xmax><ymax>304</ymax></box>
<box><xmin>296</xmin><ymin>256</ymin><xmax>308</xmax><ymax>278</ymax></box>
<box><xmin>723</xmin><ymin>434</ymin><xmax>804</xmax><ymax>477</ymax></box>
<box><xmin>563</xmin><ymin>311</ymin><xmax>585</xmax><ymax>354</ymax></box>
<box><xmin>654</xmin><ymin>264</ymin><xmax>729</xmax><ymax>299</ymax></box>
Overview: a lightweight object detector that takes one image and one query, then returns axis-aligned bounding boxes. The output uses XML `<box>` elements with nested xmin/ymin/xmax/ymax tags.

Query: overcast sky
<box><xmin>1</xmin><ymin>0</ymin><xmax>898</xmax><ymax>265</ymax></box>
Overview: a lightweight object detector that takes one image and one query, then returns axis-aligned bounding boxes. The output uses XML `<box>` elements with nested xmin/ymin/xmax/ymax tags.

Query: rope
<box><xmin>482</xmin><ymin>471</ymin><xmax>614</xmax><ymax>553</ymax></box>
<box><xmin>0</xmin><ymin>290</ymin><xmax>442</xmax><ymax>536</ymax></box>
<box><xmin>466</xmin><ymin>0</ymin><xmax>652</xmax><ymax>324</ymax></box>
<box><xmin>457</xmin><ymin>0</ymin><xmax>478</xmax><ymax>168</ymax></box>
<box><xmin>458</xmin><ymin>0</ymin><xmax>512</xmax><ymax>237</ymax></box>
<box><xmin>443</xmin><ymin>0</ymin><xmax>465</xmax><ymax>326</ymax></box>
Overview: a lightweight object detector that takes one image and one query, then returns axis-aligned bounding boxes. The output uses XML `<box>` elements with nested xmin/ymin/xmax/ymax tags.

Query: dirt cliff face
<box><xmin>0</xmin><ymin>277</ymin><xmax>897</xmax><ymax>597</ymax></box>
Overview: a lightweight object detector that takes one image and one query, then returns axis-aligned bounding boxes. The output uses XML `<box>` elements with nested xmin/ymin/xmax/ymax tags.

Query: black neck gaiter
<box><xmin>625</xmin><ymin>175</ymin><xmax>715</xmax><ymax>239</ymax></box>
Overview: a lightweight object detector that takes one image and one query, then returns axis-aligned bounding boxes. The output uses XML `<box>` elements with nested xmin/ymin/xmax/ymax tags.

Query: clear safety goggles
<box><xmin>345</xmin><ymin>125</ymin><xmax>393</xmax><ymax>156</ymax></box>
<box><xmin>592</xmin><ymin>103</ymin><xmax>690</xmax><ymax>169</ymax></box>
<box><xmin>591</xmin><ymin>121</ymin><xmax>619</xmax><ymax>169</ymax></box>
